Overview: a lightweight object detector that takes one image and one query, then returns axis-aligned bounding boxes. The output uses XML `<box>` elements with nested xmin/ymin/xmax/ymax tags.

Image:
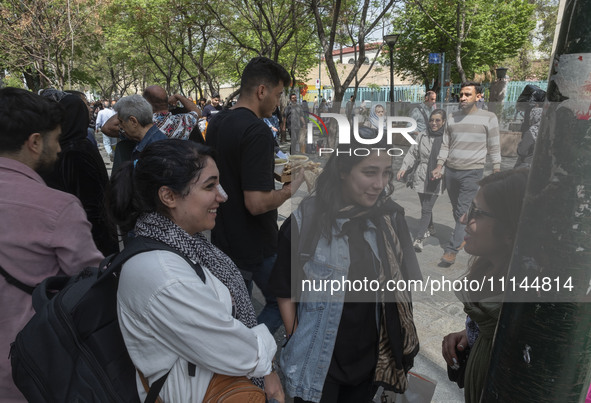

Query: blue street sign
<box><xmin>429</xmin><ymin>53</ymin><xmax>441</xmax><ymax>64</ymax></box>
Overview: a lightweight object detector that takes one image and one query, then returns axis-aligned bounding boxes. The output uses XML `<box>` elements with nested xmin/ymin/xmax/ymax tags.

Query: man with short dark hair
<box><xmin>206</xmin><ymin>55</ymin><xmax>292</xmax><ymax>403</ymax></box>
<box><xmin>206</xmin><ymin>57</ymin><xmax>301</xmax><ymax>331</ymax></box>
<box><xmin>0</xmin><ymin>88</ymin><xmax>103</xmax><ymax>401</ymax></box>
<box><xmin>113</xmin><ymin>95</ymin><xmax>168</xmax><ymax>161</ymax></box>
<box><xmin>202</xmin><ymin>93</ymin><xmax>223</xmax><ymax>122</ymax></box>
<box><xmin>431</xmin><ymin>81</ymin><xmax>501</xmax><ymax>266</ymax></box>
<box><xmin>143</xmin><ymin>85</ymin><xmax>200</xmax><ymax>140</ymax></box>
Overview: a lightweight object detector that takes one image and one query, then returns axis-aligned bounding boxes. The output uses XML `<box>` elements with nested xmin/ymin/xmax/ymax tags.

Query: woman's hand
<box><xmin>442</xmin><ymin>329</ymin><xmax>468</xmax><ymax>369</ymax></box>
<box><xmin>396</xmin><ymin>170</ymin><xmax>406</xmax><ymax>181</ymax></box>
<box><xmin>264</xmin><ymin>371</ymin><xmax>285</xmax><ymax>403</ymax></box>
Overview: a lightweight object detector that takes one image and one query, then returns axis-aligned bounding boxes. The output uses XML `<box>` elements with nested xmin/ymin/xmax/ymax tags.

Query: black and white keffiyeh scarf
<box><xmin>134</xmin><ymin>212</ymin><xmax>267</xmax><ymax>388</ymax></box>
<box><xmin>134</xmin><ymin>212</ymin><xmax>257</xmax><ymax>329</ymax></box>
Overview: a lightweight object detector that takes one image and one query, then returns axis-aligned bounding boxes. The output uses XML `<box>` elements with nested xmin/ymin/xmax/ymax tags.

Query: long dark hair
<box><xmin>106</xmin><ymin>139</ymin><xmax>215</xmax><ymax>233</ymax></box>
<box><xmin>467</xmin><ymin>168</ymin><xmax>529</xmax><ymax>282</ymax></box>
<box><xmin>312</xmin><ymin>137</ymin><xmax>394</xmax><ymax>237</ymax></box>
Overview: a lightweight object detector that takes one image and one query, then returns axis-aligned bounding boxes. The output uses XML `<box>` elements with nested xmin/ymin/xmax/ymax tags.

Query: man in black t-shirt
<box><xmin>202</xmin><ymin>93</ymin><xmax>223</xmax><ymax>122</ymax></box>
<box><xmin>206</xmin><ymin>57</ymin><xmax>302</xmax><ymax>336</ymax></box>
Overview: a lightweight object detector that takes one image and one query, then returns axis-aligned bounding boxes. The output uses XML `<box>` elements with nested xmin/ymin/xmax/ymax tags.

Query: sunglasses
<box><xmin>466</xmin><ymin>201</ymin><xmax>496</xmax><ymax>222</ymax></box>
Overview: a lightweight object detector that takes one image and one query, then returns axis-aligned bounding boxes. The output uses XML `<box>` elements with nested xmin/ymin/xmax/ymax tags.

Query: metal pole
<box><xmin>389</xmin><ymin>45</ymin><xmax>394</xmax><ymax>104</ymax></box>
<box><xmin>439</xmin><ymin>52</ymin><xmax>445</xmax><ymax>106</ymax></box>
<box><xmin>318</xmin><ymin>49</ymin><xmax>322</xmax><ymax>101</ymax></box>
<box><xmin>482</xmin><ymin>0</ymin><xmax>591</xmax><ymax>401</ymax></box>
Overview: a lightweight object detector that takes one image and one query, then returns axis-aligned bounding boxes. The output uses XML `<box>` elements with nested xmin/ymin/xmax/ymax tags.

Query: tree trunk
<box><xmin>23</xmin><ymin>68</ymin><xmax>41</xmax><ymax>92</ymax></box>
<box><xmin>455</xmin><ymin>0</ymin><xmax>467</xmax><ymax>82</ymax></box>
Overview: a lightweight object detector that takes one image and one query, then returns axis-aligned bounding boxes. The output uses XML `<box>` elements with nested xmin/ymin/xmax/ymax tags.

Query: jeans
<box><xmin>444</xmin><ymin>167</ymin><xmax>483</xmax><ymax>253</ymax></box>
<box><xmin>241</xmin><ymin>254</ymin><xmax>283</xmax><ymax>335</ymax></box>
<box><xmin>416</xmin><ymin>193</ymin><xmax>439</xmax><ymax>239</ymax></box>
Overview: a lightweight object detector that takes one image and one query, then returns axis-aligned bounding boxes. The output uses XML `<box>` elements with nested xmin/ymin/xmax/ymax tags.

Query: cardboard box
<box><xmin>274</xmin><ymin>172</ymin><xmax>292</xmax><ymax>183</ymax></box>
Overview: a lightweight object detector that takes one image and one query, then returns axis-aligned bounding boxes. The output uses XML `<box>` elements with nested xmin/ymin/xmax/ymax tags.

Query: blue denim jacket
<box><xmin>280</xmin><ymin>207</ymin><xmax>383</xmax><ymax>402</ymax></box>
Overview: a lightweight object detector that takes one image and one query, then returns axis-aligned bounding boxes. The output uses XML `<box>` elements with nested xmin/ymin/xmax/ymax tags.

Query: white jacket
<box><xmin>117</xmin><ymin>250</ymin><xmax>275</xmax><ymax>402</ymax></box>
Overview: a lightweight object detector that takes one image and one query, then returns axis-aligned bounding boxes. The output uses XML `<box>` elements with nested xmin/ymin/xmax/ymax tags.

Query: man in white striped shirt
<box><xmin>431</xmin><ymin>81</ymin><xmax>501</xmax><ymax>266</ymax></box>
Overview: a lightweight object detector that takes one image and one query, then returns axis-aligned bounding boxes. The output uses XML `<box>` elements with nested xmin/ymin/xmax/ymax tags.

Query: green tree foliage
<box><xmin>205</xmin><ymin>0</ymin><xmax>319</xmax><ymax>93</ymax></box>
<box><xmin>391</xmin><ymin>0</ymin><xmax>535</xmax><ymax>90</ymax></box>
<box><xmin>309</xmin><ymin>0</ymin><xmax>399</xmax><ymax>104</ymax></box>
<box><xmin>93</xmin><ymin>0</ymin><xmax>319</xmax><ymax>101</ymax></box>
<box><xmin>501</xmin><ymin>0</ymin><xmax>559</xmax><ymax>80</ymax></box>
<box><xmin>0</xmin><ymin>0</ymin><xmax>543</xmax><ymax>99</ymax></box>
<box><xmin>0</xmin><ymin>0</ymin><xmax>104</xmax><ymax>91</ymax></box>
<box><xmin>0</xmin><ymin>73</ymin><xmax>26</xmax><ymax>88</ymax></box>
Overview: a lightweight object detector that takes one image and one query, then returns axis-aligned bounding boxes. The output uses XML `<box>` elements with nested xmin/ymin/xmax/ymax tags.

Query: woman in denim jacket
<box><xmin>269</xmin><ymin>140</ymin><xmax>422</xmax><ymax>403</ymax></box>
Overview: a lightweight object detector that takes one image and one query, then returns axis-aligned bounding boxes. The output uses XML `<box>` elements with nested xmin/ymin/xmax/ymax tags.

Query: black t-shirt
<box><xmin>203</xmin><ymin>104</ymin><xmax>223</xmax><ymax>121</ymax></box>
<box><xmin>205</xmin><ymin>107</ymin><xmax>278</xmax><ymax>267</ymax></box>
<box><xmin>269</xmin><ymin>215</ymin><xmax>378</xmax><ymax>385</ymax></box>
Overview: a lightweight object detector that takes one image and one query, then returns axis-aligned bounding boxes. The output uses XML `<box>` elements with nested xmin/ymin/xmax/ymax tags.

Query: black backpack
<box><xmin>9</xmin><ymin>236</ymin><xmax>204</xmax><ymax>403</ymax></box>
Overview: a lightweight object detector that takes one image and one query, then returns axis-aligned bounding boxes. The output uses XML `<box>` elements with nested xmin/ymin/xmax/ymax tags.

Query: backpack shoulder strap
<box><xmin>0</xmin><ymin>264</ymin><xmax>35</xmax><ymax>295</ymax></box>
<box><xmin>100</xmin><ymin>236</ymin><xmax>206</xmax><ymax>283</ymax></box>
<box><xmin>142</xmin><ymin>370</ymin><xmax>169</xmax><ymax>403</ymax></box>
<box><xmin>418</xmin><ymin>105</ymin><xmax>429</xmax><ymax>127</ymax></box>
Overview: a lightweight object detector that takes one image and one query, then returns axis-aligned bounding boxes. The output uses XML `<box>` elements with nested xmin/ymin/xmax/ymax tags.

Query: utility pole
<box><xmin>383</xmin><ymin>33</ymin><xmax>400</xmax><ymax>113</ymax></box>
<box><xmin>318</xmin><ymin>49</ymin><xmax>322</xmax><ymax>101</ymax></box>
<box><xmin>439</xmin><ymin>52</ymin><xmax>445</xmax><ymax>105</ymax></box>
<box><xmin>482</xmin><ymin>0</ymin><xmax>591</xmax><ymax>401</ymax></box>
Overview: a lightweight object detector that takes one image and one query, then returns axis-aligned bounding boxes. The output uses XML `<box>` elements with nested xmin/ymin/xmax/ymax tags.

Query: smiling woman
<box><xmin>105</xmin><ymin>140</ymin><xmax>280</xmax><ymax>402</ymax></box>
<box><xmin>441</xmin><ymin>168</ymin><xmax>529</xmax><ymax>403</ymax></box>
<box><xmin>163</xmin><ymin>157</ymin><xmax>224</xmax><ymax>235</ymax></box>
<box><xmin>396</xmin><ymin>109</ymin><xmax>447</xmax><ymax>253</ymax></box>
<box><xmin>268</xmin><ymin>138</ymin><xmax>422</xmax><ymax>403</ymax></box>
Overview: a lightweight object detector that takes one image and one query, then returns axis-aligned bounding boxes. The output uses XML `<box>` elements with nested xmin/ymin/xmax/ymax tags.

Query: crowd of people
<box><xmin>0</xmin><ymin>57</ymin><xmax>562</xmax><ymax>403</ymax></box>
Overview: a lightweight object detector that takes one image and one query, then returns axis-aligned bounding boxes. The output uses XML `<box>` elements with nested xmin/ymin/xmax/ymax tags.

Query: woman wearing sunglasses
<box><xmin>396</xmin><ymin>109</ymin><xmax>447</xmax><ymax>252</ymax></box>
<box><xmin>441</xmin><ymin>168</ymin><xmax>529</xmax><ymax>403</ymax></box>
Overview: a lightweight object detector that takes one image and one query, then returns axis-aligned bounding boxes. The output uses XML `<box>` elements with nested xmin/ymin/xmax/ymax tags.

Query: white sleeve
<box><xmin>96</xmin><ymin>110</ymin><xmax>105</xmax><ymax>131</ymax></box>
<box><xmin>136</xmin><ymin>254</ymin><xmax>276</xmax><ymax>378</ymax></box>
<box><xmin>103</xmin><ymin>134</ymin><xmax>113</xmax><ymax>154</ymax></box>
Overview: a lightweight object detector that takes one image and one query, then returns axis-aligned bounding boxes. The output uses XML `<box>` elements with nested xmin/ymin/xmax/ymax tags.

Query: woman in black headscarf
<box><xmin>396</xmin><ymin>109</ymin><xmax>447</xmax><ymax>252</ymax></box>
<box><xmin>41</xmin><ymin>92</ymin><xmax>118</xmax><ymax>255</ymax></box>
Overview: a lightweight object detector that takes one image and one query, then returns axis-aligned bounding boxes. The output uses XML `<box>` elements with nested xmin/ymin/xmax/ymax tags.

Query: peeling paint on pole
<box><xmin>551</xmin><ymin>53</ymin><xmax>591</xmax><ymax>119</ymax></box>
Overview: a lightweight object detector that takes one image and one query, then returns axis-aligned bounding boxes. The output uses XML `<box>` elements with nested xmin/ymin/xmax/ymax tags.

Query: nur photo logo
<box><xmin>305</xmin><ymin>112</ymin><xmax>419</xmax><ymax>156</ymax></box>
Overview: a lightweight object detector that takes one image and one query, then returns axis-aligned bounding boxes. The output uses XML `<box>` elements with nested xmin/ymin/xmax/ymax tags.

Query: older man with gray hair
<box><xmin>113</xmin><ymin>95</ymin><xmax>167</xmax><ymax>162</ymax></box>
